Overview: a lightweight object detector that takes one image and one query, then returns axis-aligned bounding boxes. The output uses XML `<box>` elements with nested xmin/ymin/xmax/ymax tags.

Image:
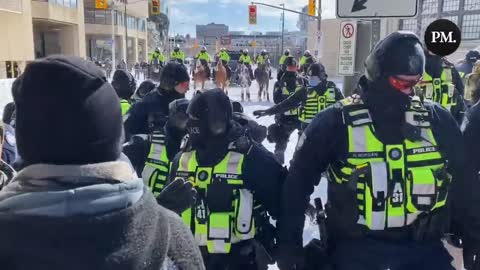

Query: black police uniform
<box><xmin>268</xmin><ymin>72</ymin><xmax>304</xmax><ymax>164</ymax></box>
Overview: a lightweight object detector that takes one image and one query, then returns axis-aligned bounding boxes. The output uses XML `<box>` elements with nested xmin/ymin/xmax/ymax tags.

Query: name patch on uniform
<box><xmin>350</xmin><ymin>152</ymin><xmax>382</xmax><ymax>159</ymax></box>
<box><xmin>410</xmin><ymin>146</ymin><xmax>437</xmax><ymax>155</ymax></box>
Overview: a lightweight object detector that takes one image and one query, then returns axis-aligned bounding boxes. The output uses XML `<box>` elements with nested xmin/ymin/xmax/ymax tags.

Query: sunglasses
<box><xmin>388</xmin><ymin>75</ymin><xmax>422</xmax><ymax>94</ymax></box>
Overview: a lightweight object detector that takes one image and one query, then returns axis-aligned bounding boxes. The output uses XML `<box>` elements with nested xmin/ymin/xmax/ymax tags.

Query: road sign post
<box><xmin>338</xmin><ymin>21</ymin><xmax>357</xmax><ymax>76</ymax></box>
<box><xmin>249</xmin><ymin>5</ymin><xmax>257</xmax><ymax>25</ymax></box>
<box><xmin>337</xmin><ymin>0</ymin><xmax>418</xmax><ymax>18</ymax></box>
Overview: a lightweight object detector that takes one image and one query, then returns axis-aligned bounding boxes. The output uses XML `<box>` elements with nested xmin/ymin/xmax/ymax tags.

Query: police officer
<box><xmin>299</xmin><ymin>50</ymin><xmax>315</xmax><ymax>74</ymax></box>
<box><xmin>149</xmin><ymin>47</ymin><xmax>166</xmax><ymax>66</ymax></box>
<box><xmin>457</xmin><ymin>50</ymin><xmax>480</xmax><ymax>79</ymax></box>
<box><xmin>170</xmin><ymin>45</ymin><xmax>186</xmax><ymax>64</ymax></box>
<box><xmin>169</xmin><ymin>89</ymin><xmax>286</xmax><ymax>270</ymax></box>
<box><xmin>218</xmin><ymin>48</ymin><xmax>232</xmax><ymax>80</ymax></box>
<box><xmin>415</xmin><ymin>48</ymin><xmax>465</xmax><ymax>123</ymax></box>
<box><xmin>277</xmin><ymin>49</ymin><xmax>291</xmax><ymax>81</ymax></box>
<box><xmin>196</xmin><ymin>46</ymin><xmax>212</xmax><ymax>79</ymax></box>
<box><xmin>276</xmin><ymin>31</ymin><xmax>480</xmax><ymax>270</ymax></box>
<box><xmin>267</xmin><ymin>56</ymin><xmax>303</xmax><ymax>164</ymax></box>
<box><xmin>239</xmin><ymin>49</ymin><xmax>254</xmax><ymax>80</ymax></box>
<box><xmin>256</xmin><ymin>50</ymin><xmax>272</xmax><ymax>80</ymax></box>
<box><xmin>253</xmin><ymin>63</ymin><xmax>343</xmax><ymax>131</ymax></box>
<box><xmin>232</xmin><ymin>101</ymin><xmax>268</xmax><ymax>144</ymax></box>
<box><xmin>124</xmin><ymin>62</ymin><xmax>190</xmax><ymax>139</ymax></box>
<box><xmin>111</xmin><ymin>69</ymin><xmax>136</xmax><ymax>116</ymax></box>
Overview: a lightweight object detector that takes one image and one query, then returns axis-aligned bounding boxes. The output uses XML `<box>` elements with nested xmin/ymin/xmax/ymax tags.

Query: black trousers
<box><xmin>330</xmin><ymin>239</ymin><xmax>454</xmax><ymax>270</ymax></box>
<box><xmin>271</xmin><ymin>116</ymin><xmax>301</xmax><ymax>164</ymax></box>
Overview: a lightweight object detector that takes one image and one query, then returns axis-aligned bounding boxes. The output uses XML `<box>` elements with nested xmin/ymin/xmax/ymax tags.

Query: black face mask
<box><xmin>365</xmin><ymin>77</ymin><xmax>411</xmax><ymax>123</ymax></box>
<box><xmin>187</xmin><ymin>118</ymin><xmax>205</xmax><ymax>148</ymax></box>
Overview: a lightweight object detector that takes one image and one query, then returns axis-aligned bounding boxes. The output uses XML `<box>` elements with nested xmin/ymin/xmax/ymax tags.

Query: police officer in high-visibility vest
<box><xmin>239</xmin><ymin>49</ymin><xmax>254</xmax><ymax>80</ymax></box>
<box><xmin>276</xmin><ymin>31</ymin><xmax>480</xmax><ymax>270</ymax></box>
<box><xmin>170</xmin><ymin>45</ymin><xmax>186</xmax><ymax>64</ymax></box>
<box><xmin>149</xmin><ymin>47</ymin><xmax>166</xmax><ymax>66</ymax></box>
<box><xmin>277</xmin><ymin>49</ymin><xmax>291</xmax><ymax>80</ymax></box>
<box><xmin>111</xmin><ymin>69</ymin><xmax>136</xmax><ymax>116</ymax></box>
<box><xmin>415</xmin><ymin>48</ymin><xmax>465</xmax><ymax>123</ymax></box>
<box><xmin>169</xmin><ymin>89</ymin><xmax>285</xmax><ymax>270</ymax></box>
<box><xmin>253</xmin><ymin>63</ymin><xmax>343</xmax><ymax>131</ymax></box>
<box><xmin>256</xmin><ymin>50</ymin><xmax>272</xmax><ymax>79</ymax></box>
<box><xmin>195</xmin><ymin>46</ymin><xmax>212</xmax><ymax>79</ymax></box>
<box><xmin>267</xmin><ymin>56</ymin><xmax>303</xmax><ymax>164</ymax></box>
<box><xmin>218</xmin><ymin>48</ymin><xmax>232</xmax><ymax>80</ymax></box>
<box><xmin>299</xmin><ymin>50</ymin><xmax>315</xmax><ymax>75</ymax></box>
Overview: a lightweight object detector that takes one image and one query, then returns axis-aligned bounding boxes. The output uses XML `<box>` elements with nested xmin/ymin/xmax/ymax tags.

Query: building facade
<box><xmin>196</xmin><ymin>23</ymin><xmax>229</xmax><ymax>55</ymax></box>
<box><xmin>83</xmin><ymin>0</ymin><xmax>148</xmax><ymax>68</ymax></box>
<box><xmin>399</xmin><ymin>0</ymin><xmax>480</xmax><ymax>61</ymax></box>
<box><xmin>0</xmin><ymin>0</ymin><xmax>86</xmax><ymax>78</ymax></box>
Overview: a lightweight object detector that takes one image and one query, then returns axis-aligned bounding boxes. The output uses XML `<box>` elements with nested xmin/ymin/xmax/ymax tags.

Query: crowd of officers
<box><xmin>1</xmin><ymin>30</ymin><xmax>480</xmax><ymax>270</ymax></box>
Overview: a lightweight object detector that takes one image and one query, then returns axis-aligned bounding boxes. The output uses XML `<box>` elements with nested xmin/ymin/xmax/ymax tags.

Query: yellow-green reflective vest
<box><xmin>279</xmin><ymin>55</ymin><xmax>287</xmax><ymax>65</ymax></box>
<box><xmin>299</xmin><ymin>56</ymin><xmax>307</xmax><ymax>66</ymax></box>
<box><xmin>257</xmin><ymin>55</ymin><xmax>266</xmax><ymax>65</ymax></box>
<box><xmin>120</xmin><ymin>99</ymin><xmax>131</xmax><ymax>116</ymax></box>
<box><xmin>281</xmin><ymin>86</ymin><xmax>298</xmax><ymax>116</ymax></box>
<box><xmin>219</xmin><ymin>52</ymin><xmax>230</xmax><ymax>62</ymax></box>
<box><xmin>171</xmin><ymin>51</ymin><xmax>185</xmax><ymax>61</ymax></box>
<box><xmin>328</xmin><ymin>96</ymin><xmax>450</xmax><ymax>231</ymax></box>
<box><xmin>416</xmin><ymin>69</ymin><xmax>457</xmax><ymax>112</ymax></box>
<box><xmin>298</xmin><ymin>87</ymin><xmax>336</xmax><ymax>123</ymax></box>
<box><xmin>141</xmin><ymin>131</ymin><xmax>171</xmax><ymax>196</ymax></box>
<box><xmin>240</xmin><ymin>55</ymin><xmax>252</xmax><ymax>64</ymax></box>
<box><xmin>174</xmin><ymin>150</ymin><xmax>256</xmax><ymax>254</ymax></box>
<box><xmin>196</xmin><ymin>52</ymin><xmax>211</xmax><ymax>62</ymax></box>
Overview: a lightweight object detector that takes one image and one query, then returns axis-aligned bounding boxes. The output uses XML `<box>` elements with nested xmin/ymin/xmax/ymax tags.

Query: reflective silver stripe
<box><xmin>425</xmin><ymin>84</ymin><xmax>434</xmax><ymax>99</ymax></box>
<box><xmin>352</xmin><ymin>126</ymin><xmax>367</xmax><ymax>152</ymax></box>
<box><xmin>419</xmin><ymin>129</ymin><xmax>433</xmax><ymax>146</ymax></box>
<box><xmin>445</xmin><ymin>69</ymin><xmax>453</xmax><ymax>83</ymax></box>
<box><xmin>150</xmin><ymin>143</ymin><xmax>164</xmax><ymax>159</ymax></box>
<box><xmin>180</xmin><ymin>151</ymin><xmax>193</xmax><ymax>170</ymax></box>
<box><xmin>303</xmin><ymin>118</ymin><xmax>313</xmax><ymax>124</ymax></box>
<box><xmin>141</xmin><ymin>165</ymin><xmax>155</xmax><ymax>184</ymax></box>
<box><xmin>212</xmin><ymin>240</ymin><xmax>227</xmax><ymax>253</ymax></box>
<box><xmin>349</xmin><ymin>109</ymin><xmax>369</xmax><ymax>116</ymax></box>
<box><xmin>371</xmin><ymin>211</ymin><xmax>385</xmax><ymax>230</ymax></box>
<box><xmin>405</xmin><ymin>111</ymin><xmax>430</xmax><ymax>128</ymax></box>
<box><xmin>236</xmin><ymin>189</ymin><xmax>254</xmax><ymax>240</ymax></box>
<box><xmin>357</xmin><ymin>215</ymin><xmax>367</xmax><ymax>225</ymax></box>
<box><xmin>196</xmin><ymin>234</ymin><xmax>207</xmax><ymax>246</ymax></box>
<box><xmin>417</xmin><ymin>197</ymin><xmax>432</xmax><ymax>205</ymax></box>
<box><xmin>352</xmin><ymin>118</ymin><xmax>371</xmax><ymax>126</ymax></box>
<box><xmin>209</xmin><ymin>227</ymin><xmax>230</xmax><ymax>239</ymax></box>
<box><xmin>227</xmin><ymin>152</ymin><xmax>242</xmax><ymax>174</ymax></box>
<box><xmin>371</xmin><ymin>162</ymin><xmax>388</xmax><ymax>198</ymax></box>
<box><xmin>406</xmin><ymin>212</ymin><xmax>420</xmax><ymax>225</ymax></box>
<box><xmin>412</xmin><ymin>184</ymin><xmax>435</xmax><ymax>195</ymax></box>
<box><xmin>388</xmin><ymin>215</ymin><xmax>405</xmax><ymax>228</ymax></box>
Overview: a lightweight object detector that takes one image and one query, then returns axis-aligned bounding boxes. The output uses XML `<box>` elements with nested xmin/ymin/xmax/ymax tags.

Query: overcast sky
<box><xmin>168</xmin><ymin>0</ymin><xmax>337</xmax><ymax>36</ymax></box>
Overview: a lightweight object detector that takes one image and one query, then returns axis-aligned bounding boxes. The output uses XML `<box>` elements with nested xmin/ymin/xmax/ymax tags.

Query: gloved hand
<box><xmin>275</xmin><ymin>244</ymin><xmax>305</xmax><ymax>270</ymax></box>
<box><xmin>463</xmin><ymin>240</ymin><xmax>480</xmax><ymax>270</ymax></box>
<box><xmin>156</xmin><ymin>178</ymin><xmax>197</xmax><ymax>214</ymax></box>
<box><xmin>253</xmin><ymin>109</ymin><xmax>270</xmax><ymax>118</ymax></box>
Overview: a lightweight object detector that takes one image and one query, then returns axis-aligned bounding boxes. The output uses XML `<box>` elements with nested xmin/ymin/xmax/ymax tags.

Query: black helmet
<box><xmin>466</xmin><ymin>50</ymin><xmax>480</xmax><ymax>62</ymax></box>
<box><xmin>159</xmin><ymin>62</ymin><xmax>190</xmax><ymax>91</ymax></box>
<box><xmin>365</xmin><ymin>31</ymin><xmax>425</xmax><ymax>82</ymax></box>
<box><xmin>284</xmin><ymin>49</ymin><xmax>290</xmax><ymax>56</ymax></box>
<box><xmin>168</xmin><ymin>98</ymin><xmax>189</xmax><ymax>131</ymax></box>
<box><xmin>187</xmin><ymin>88</ymin><xmax>232</xmax><ymax>137</ymax></box>
<box><xmin>308</xmin><ymin>63</ymin><xmax>327</xmax><ymax>79</ymax></box>
<box><xmin>284</xmin><ymin>56</ymin><xmax>297</xmax><ymax>67</ymax></box>
<box><xmin>112</xmin><ymin>69</ymin><xmax>136</xmax><ymax>100</ymax></box>
<box><xmin>244</xmin><ymin>49</ymin><xmax>249</xmax><ymax>54</ymax></box>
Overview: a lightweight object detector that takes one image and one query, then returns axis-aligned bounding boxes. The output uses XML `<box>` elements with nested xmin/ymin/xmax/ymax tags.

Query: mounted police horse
<box><xmin>148</xmin><ymin>58</ymin><xmax>162</xmax><ymax>82</ymax></box>
<box><xmin>255</xmin><ymin>61</ymin><xmax>270</xmax><ymax>102</ymax></box>
<box><xmin>193</xmin><ymin>59</ymin><xmax>208</xmax><ymax>91</ymax></box>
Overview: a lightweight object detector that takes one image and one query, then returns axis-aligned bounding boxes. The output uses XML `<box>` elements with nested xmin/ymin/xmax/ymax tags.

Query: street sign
<box><xmin>337</xmin><ymin>0</ymin><xmax>418</xmax><ymax>18</ymax></box>
<box><xmin>337</xmin><ymin>21</ymin><xmax>357</xmax><ymax>76</ymax></box>
<box><xmin>95</xmin><ymin>0</ymin><xmax>108</xmax><ymax>9</ymax></box>
<box><xmin>249</xmin><ymin>5</ymin><xmax>257</xmax><ymax>25</ymax></box>
<box><xmin>308</xmin><ymin>0</ymin><xmax>316</xmax><ymax>16</ymax></box>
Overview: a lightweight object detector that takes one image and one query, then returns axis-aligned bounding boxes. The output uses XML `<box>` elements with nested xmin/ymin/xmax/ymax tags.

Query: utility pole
<box><xmin>111</xmin><ymin>7</ymin><xmax>116</xmax><ymax>71</ymax></box>
<box><xmin>124</xmin><ymin>2</ymin><xmax>128</xmax><ymax>70</ymax></box>
<box><xmin>280</xmin><ymin>3</ymin><xmax>285</xmax><ymax>55</ymax></box>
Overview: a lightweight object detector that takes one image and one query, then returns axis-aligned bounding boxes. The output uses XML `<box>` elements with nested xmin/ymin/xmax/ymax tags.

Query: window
<box><xmin>400</xmin><ymin>19</ymin><xmax>418</xmax><ymax>32</ymax></box>
<box><xmin>462</xmin><ymin>14</ymin><xmax>480</xmax><ymax>39</ymax></box>
<box><xmin>442</xmin><ymin>0</ymin><xmax>459</xmax><ymax>11</ymax></box>
<box><xmin>442</xmin><ymin>15</ymin><xmax>458</xmax><ymax>25</ymax></box>
<box><xmin>421</xmin><ymin>16</ymin><xmax>436</xmax><ymax>30</ymax></box>
<box><xmin>95</xmin><ymin>9</ymin><xmax>106</xmax><ymax>24</ymax></box>
<box><xmin>55</xmin><ymin>0</ymin><xmax>64</xmax><ymax>6</ymax></box>
<box><xmin>465</xmin><ymin>0</ymin><xmax>480</xmax><ymax>10</ymax></box>
<box><xmin>422</xmin><ymin>0</ymin><xmax>438</xmax><ymax>14</ymax></box>
<box><xmin>84</xmin><ymin>9</ymin><xmax>94</xmax><ymax>23</ymax></box>
<box><xmin>70</xmin><ymin>0</ymin><xmax>76</xmax><ymax>8</ymax></box>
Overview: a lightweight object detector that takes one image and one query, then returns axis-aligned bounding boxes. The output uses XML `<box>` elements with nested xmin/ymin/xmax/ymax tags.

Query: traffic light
<box><xmin>308</xmin><ymin>0</ymin><xmax>316</xmax><ymax>16</ymax></box>
<box><xmin>95</xmin><ymin>0</ymin><xmax>107</xmax><ymax>9</ymax></box>
<box><xmin>151</xmin><ymin>0</ymin><xmax>160</xmax><ymax>15</ymax></box>
<box><xmin>249</xmin><ymin>5</ymin><xmax>257</xmax><ymax>25</ymax></box>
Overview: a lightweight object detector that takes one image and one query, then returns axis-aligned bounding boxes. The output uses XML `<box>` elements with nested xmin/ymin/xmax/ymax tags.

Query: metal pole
<box><xmin>281</xmin><ymin>3</ymin><xmax>284</xmax><ymax>55</ymax></box>
<box><xmin>124</xmin><ymin>2</ymin><xmax>128</xmax><ymax>70</ymax></box>
<box><xmin>251</xmin><ymin>1</ymin><xmax>318</xmax><ymax>18</ymax></box>
<box><xmin>111</xmin><ymin>7</ymin><xmax>116</xmax><ymax>72</ymax></box>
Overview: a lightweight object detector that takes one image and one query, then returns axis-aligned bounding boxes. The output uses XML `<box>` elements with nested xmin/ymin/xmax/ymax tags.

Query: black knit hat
<box><xmin>112</xmin><ymin>69</ymin><xmax>136</xmax><ymax>100</ymax></box>
<box><xmin>159</xmin><ymin>62</ymin><xmax>190</xmax><ymax>91</ymax></box>
<box><xmin>13</xmin><ymin>55</ymin><xmax>123</xmax><ymax>165</ymax></box>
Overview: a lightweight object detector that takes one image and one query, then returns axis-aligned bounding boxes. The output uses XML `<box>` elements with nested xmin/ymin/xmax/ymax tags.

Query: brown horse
<box><xmin>193</xmin><ymin>59</ymin><xmax>208</xmax><ymax>91</ymax></box>
<box><xmin>215</xmin><ymin>60</ymin><xmax>228</xmax><ymax>95</ymax></box>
